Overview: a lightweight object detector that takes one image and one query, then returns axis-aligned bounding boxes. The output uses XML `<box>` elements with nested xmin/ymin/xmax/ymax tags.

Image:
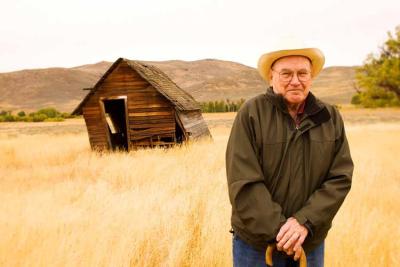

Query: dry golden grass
<box><xmin>0</xmin><ymin>118</ymin><xmax>399</xmax><ymax>266</ymax></box>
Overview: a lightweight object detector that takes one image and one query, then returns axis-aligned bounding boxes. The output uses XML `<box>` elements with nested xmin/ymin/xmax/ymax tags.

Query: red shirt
<box><xmin>294</xmin><ymin>101</ymin><xmax>306</xmax><ymax>127</ymax></box>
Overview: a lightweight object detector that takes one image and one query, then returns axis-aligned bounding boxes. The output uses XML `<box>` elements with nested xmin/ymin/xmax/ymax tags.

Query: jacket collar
<box><xmin>264</xmin><ymin>87</ymin><xmax>331</xmax><ymax>126</ymax></box>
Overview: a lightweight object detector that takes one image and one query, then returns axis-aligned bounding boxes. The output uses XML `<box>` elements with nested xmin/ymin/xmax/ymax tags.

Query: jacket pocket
<box><xmin>261</xmin><ymin>141</ymin><xmax>286</xmax><ymax>193</ymax></box>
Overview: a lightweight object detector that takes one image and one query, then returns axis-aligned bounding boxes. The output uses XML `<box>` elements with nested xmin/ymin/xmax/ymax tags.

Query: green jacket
<box><xmin>226</xmin><ymin>88</ymin><xmax>353</xmax><ymax>253</ymax></box>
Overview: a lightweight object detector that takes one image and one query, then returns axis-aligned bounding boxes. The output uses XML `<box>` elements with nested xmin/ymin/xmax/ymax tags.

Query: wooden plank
<box><xmin>131</xmin><ymin>130</ymin><xmax>175</xmax><ymax>136</ymax></box>
<box><xmin>127</xmin><ymin>97</ymin><xmax>166</xmax><ymax>103</ymax></box>
<box><xmin>85</xmin><ymin>121</ymin><xmax>102</xmax><ymax>126</ymax></box>
<box><xmin>86</xmin><ymin>123</ymin><xmax>104</xmax><ymax>129</ymax></box>
<box><xmin>84</xmin><ymin>112</ymin><xmax>101</xmax><ymax>116</ymax></box>
<box><xmin>83</xmin><ymin>106</ymin><xmax>101</xmax><ymax>111</ymax></box>
<box><xmin>127</xmin><ymin>92</ymin><xmax>164</xmax><ymax>98</ymax></box>
<box><xmin>102</xmin><ymin>75</ymin><xmax>145</xmax><ymax>82</ymax></box>
<box><xmin>130</xmin><ymin>130</ymin><xmax>175</xmax><ymax>141</ymax></box>
<box><xmin>127</xmin><ymin>99</ymin><xmax>170</xmax><ymax>107</ymax></box>
<box><xmin>127</xmin><ymin>102</ymin><xmax>172</xmax><ymax>109</ymax></box>
<box><xmin>94</xmin><ymin>89</ymin><xmax>132</xmax><ymax>96</ymax></box>
<box><xmin>128</xmin><ymin>111</ymin><xmax>174</xmax><ymax>117</ymax></box>
<box><xmin>99</xmin><ymin>85</ymin><xmax>150</xmax><ymax>91</ymax></box>
<box><xmin>128</xmin><ymin>106</ymin><xmax>173</xmax><ymax>113</ymax></box>
<box><xmin>102</xmin><ymin>62</ymin><xmax>145</xmax><ymax>81</ymax></box>
<box><xmin>87</xmin><ymin>127</ymin><xmax>106</xmax><ymax>132</ymax></box>
<box><xmin>90</xmin><ymin>139</ymin><xmax>107</xmax><ymax>144</ymax></box>
<box><xmin>129</xmin><ymin>122</ymin><xmax>175</xmax><ymax>129</ymax></box>
<box><xmin>86</xmin><ymin>123</ymin><xmax>104</xmax><ymax>128</ymax></box>
<box><xmin>89</xmin><ymin>139</ymin><xmax>107</xmax><ymax>144</ymax></box>
<box><xmin>88</xmin><ymin>136</ymin><xmax>107</xmax><ymax>141</ymax></box>
<box><xmin>188</xmin><ymin>126</ymin><xmax>211</xmax><ymax>139</ymax></box>
<box><xmin>88</xmin><ymin>131</ymin><xmax>107</xmax><ymax>136</ymax></box>
<box><xmin>84</xmin><ymin>119</ymin><xmax>102</xmax><ymax>124</ymax></box>
<box><xmin>128</xmin><ymin>114</ymin><xmax>175</xmax><ymax>119</ymax></box>
<box><xmin>187</xmin><ymin>124</ymin><xmax>209</xmax><ymax>135</ymax></box>
<box><xmin>83</xmin><ymin>111</ymin><xmax>101</xmax><ymax>116</ymax></box>
<box><xmin>130</xmin><ymin>123</ymin><xmax>175</xmax><ymax>129</ymax></box>
<box><xmin>130</xmin><ymin>134</ymin><xmax>175</xmax><ymax>141</ymax></box>
<box><xmin>130</xmin><ymin>134</ymin><xmax>176</xmax><ymax>146</ymax></box>
<box><xmin>96</xmin><ymin>88</ymin><xmax>157</xmax><ymax>94</ymax></box>
<box><xmin>129</xmin><ymin>121</ymin><xmax>174</xmax><ymax>127</ymax></box>
<box><xmin>129</xmin><ymin>124</ymin><xmax>175</xmax><ymax>131</ymax></box>
<box><xmin>85</xmin><ymin>113</ymin><xmax>102</xmax><ymax>118</ymax></box>
<box><xmin>100</xmin><ymin>81</ymin><xmax>149</xmax><ymax>87</ymax></box>
<box><xmin>130</xmin><ymin>127</ymin><xmax>175</xmax><ymax>135</ymax></box>
<box><xmin>132</xmin><ymin>141</ymin><xmax>151</xmax><ymax>146</ymax></box>
<box><xmin>86</xmin><ymin>126</ymin><xmax>106</xmax><ymax>132</ymax></box>
<box><xmin>126</xmin><ymin>92</ymin><xmax>163</xmax><ymax>98</ymax></box>
<box><xmin>182</xmin><ymin>119</ymin><xmax>204</xmax><ymax>130</ymax></box>
<box><xmin>127</xmin><ymin>91</ymin><xmax>169</xmax><ymax>97</ymax></box>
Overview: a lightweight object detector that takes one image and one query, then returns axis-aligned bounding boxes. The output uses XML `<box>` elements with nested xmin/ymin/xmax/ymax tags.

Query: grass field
<box><xmin>0</xmin><ymin>111</ymin><xmax>399</xmax><ymax>266</ymax></box>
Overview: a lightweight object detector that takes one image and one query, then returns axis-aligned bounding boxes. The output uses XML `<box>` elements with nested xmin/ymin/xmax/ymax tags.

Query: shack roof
<box><xmin>72</xmin><ymin>58</ymin><xmax>200</xmax><ymax>115</ymax></box>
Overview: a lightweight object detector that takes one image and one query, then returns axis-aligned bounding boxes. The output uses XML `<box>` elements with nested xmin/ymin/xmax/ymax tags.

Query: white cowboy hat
<box><xmin>257</xmin><ymin>37</ymin><xmax>325</xmax><ymax>82</ymax></box>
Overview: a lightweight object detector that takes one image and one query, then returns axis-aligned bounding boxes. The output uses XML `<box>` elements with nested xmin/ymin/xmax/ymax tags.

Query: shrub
<box><xmin>44</xmin><ymin>117</ymin><xmax>65</xmax><ymax>122</ymax></box>
<box><xmin>37</xmin><ymin>108</ymin><xmax>60</xmax><ymax>118</ymax></box>
<box><xmin>351</xmin><ymin>94</ymin><xmax>362</xmax><ymax>105</ymax></box>
<box><xmin>354</xmin><ymin>25</ymin><xmax>400</xmax><ymax>107</ymax></box>
<box><xmin>352</xmin><ymin>88</ymin><xmax>400</xmax><ymax>108</ymax></box>
<box><xmin>32</xmin><ymin>114</ymin><xmax>48</xmax><ymax>122</ymax></box>
<box><xmin>0</xmin><ymin>107</ymin><xmax>73</xmax><ymax>123</ymax></box>
<box><xmin>2</xmin><ymin>115</ymin><xmax>16</xmax><ymax>122</ymax></box>
<box><xmin>61</xmin><ymin>112</ymin><xmax>74</xmax><ymax>119</ymax></box>
<box><xmin>200</xmin><ymin>99</ymin><xmax>246</xmax><ymax>113</ymax></box>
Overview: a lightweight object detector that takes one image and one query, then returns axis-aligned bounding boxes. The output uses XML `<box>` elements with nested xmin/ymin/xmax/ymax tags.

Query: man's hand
<box><xmin>276</xmin><ymin>217</ymin><xmax>308</xmax><ymax>261</ymax></box>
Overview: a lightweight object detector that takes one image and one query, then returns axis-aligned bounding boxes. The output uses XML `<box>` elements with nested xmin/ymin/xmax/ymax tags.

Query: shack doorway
<box><xmin>100</xmin><ymin>97</ymin><xmax>129</xmax><ymax>150</ymax></box>
<box><xmin>175</xmin><ymin>118</ymin><xmax>185</xmax><ymax>143</ymax></box>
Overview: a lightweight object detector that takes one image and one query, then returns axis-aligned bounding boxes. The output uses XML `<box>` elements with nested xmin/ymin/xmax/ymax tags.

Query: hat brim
<box><xmin>257</xmin><ymin>48</ymin><xmax>325</xmax><ymax>82</ymax></box>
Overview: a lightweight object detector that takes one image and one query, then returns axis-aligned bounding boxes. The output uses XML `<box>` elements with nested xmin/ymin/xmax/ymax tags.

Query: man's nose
<box><xmin>289</xmin><ymin>73</ymin><xmax>301</xmax><ymax>85</ymax></box>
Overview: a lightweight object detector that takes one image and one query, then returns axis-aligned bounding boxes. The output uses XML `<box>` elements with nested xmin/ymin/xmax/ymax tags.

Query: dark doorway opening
<box><xmin>102</xmin><ymin>98</ymin><xmax>129</xmax><ymax>150</ymax></box>
<box><xmin>175</xmin><ymin>121</ymin><xmax>185</xmax><ymax>143</ymax></box>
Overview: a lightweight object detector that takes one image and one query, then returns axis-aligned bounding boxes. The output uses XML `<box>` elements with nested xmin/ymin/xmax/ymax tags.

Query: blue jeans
<box><xmin>232</xmin><ymin>234</ymin><xmax>324</xmax><ymax>267</ymax></box>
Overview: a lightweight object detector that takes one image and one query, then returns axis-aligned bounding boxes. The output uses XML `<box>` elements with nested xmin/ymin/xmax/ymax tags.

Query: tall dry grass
<box><xmin>0</xmin><ymin>123</ymin><xmax>399</xmax><ymax>266</ymax></box>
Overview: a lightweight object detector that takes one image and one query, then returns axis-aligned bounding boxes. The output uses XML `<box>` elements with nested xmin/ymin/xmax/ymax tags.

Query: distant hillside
<box><xmin>0</xmin><ymin>62</ymin><xmax>110</xmax><ymax>112</ymax></box>
<box><xmin>0</xmin><ymin>59</ymin><xmax>357</xmax><ymax>112</ymax></box>
<box><xmin>311</xmin><ymin>66</ymin><xmax>357</xmax><ymax>104</ymax></box>
<box><xmin>150</xmin><ymin>60</ymin><xmax>357</xmax><ymax>105</ymax></box>
<box><xmin>148</xmin><ymin>59</ymin><xmax>269</xmax><ymax>102</ymax></box>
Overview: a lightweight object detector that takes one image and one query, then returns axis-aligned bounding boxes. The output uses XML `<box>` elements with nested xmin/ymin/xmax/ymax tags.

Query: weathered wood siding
<box><xmin>82</xmin><ymin>60</ymin><xmax>176</xmax><ymax>150</ymax></box>
<box><xmin>178</xmin><ymin>111</ymin><xmax>211</xmax><ymax>139</ymax></box>
<box><xmin>128</xmin><ymin>86</ymin><xmax>176</xmax><ymax>147</ymax></box>
<box><xmin>83</xmin><ymin>106</ymin><xmax>109</xmax><ymax>150</ymax></box>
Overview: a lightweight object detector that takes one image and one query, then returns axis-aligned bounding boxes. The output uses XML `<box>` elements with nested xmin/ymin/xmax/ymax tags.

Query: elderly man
<box><xmin>226</xmin><ymin>44</ymin><xmax>353</xmax><ymax>267</ymax></box>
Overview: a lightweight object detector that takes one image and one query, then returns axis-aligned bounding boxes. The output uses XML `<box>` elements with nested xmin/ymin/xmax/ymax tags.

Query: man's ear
<box><xmin>268</xmin><ymin>71</ymin><xmax>273</xmax><ymax>83</ymax></box>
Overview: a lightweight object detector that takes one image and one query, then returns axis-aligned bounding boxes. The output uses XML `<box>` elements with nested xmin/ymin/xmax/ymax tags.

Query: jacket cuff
<box><xmin>303</xmin><ymin>221</ymin><xmax>314</xmax><ymax>237</ymax></box>
<box><xmin>292</xmin><ymin>212</ymin><xmax>307</xmax><ymax>225</ymax></box>
<box><xmin>292</xmin><ymin>213</ymin><xmax>314</xmax><ymax>237</ymax></box>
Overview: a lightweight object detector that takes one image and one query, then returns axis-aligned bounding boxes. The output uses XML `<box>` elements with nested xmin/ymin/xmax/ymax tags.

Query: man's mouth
<box><xmin>287</xmin><ymin>89</ymin><xmax>303</xmax><ymax>92</ymax></box>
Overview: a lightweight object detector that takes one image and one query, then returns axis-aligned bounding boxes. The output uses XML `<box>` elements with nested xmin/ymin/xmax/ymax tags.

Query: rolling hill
<box><xmin>0</xmin><ymin>59</ymin><xmax>357</xmax><ymax>113</ymax></box>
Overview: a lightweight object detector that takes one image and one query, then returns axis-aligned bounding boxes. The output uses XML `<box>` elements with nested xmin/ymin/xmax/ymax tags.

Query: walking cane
<box><xmin>265</xmin><ymin>244</ymin><xmax>307</xmax><ymax>267</ymax></box>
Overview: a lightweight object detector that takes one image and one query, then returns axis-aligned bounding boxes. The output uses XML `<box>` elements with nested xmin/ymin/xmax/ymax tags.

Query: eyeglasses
<box><xmin>271</xmin><ymin>69</ymin><xmax>312</xmax><ymax>82</ymax></box>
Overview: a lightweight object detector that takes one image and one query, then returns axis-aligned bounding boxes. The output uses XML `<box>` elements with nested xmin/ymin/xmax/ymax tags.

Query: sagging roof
<box><xmin>72</xmin><ymin>58</ymin><xmax>200</xmax><ymax>115</ymax></box>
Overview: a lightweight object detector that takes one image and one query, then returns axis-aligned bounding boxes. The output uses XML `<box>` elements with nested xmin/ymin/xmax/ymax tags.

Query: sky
<box><xmin>0</xmin><ymin>0</ymin><xmax>399</xmax><ymax>72</ymax></box>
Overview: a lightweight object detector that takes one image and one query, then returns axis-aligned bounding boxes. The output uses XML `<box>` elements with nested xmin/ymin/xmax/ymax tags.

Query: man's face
<box><xmin>269</xmin><ymin>56</ymin><xmax>313</xmax><ymax>105</ymax></box>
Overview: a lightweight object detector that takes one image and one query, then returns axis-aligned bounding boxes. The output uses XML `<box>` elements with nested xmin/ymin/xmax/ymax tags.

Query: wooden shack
<box><xmin>72</xmin><ymin>58</ymin><xmax>211</xmax><ymax>151</ymax></box>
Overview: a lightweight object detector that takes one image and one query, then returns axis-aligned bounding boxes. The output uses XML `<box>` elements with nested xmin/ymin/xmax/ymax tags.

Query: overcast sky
<box><xmin>0</xmin><ymin>0</ymin><xmax>399</xmax><ymax>72</ymax></box>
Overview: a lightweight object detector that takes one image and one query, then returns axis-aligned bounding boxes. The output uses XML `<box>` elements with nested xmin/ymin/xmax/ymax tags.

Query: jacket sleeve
<box><xmin>226</xmin><ymin>105</ymin><xmax>286</xmax><ymax>242</ymax></box>
<box><xmin>293</xmin><ymin>109</ymin><xmax>353</xmax><ymax>229</ymax></box>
